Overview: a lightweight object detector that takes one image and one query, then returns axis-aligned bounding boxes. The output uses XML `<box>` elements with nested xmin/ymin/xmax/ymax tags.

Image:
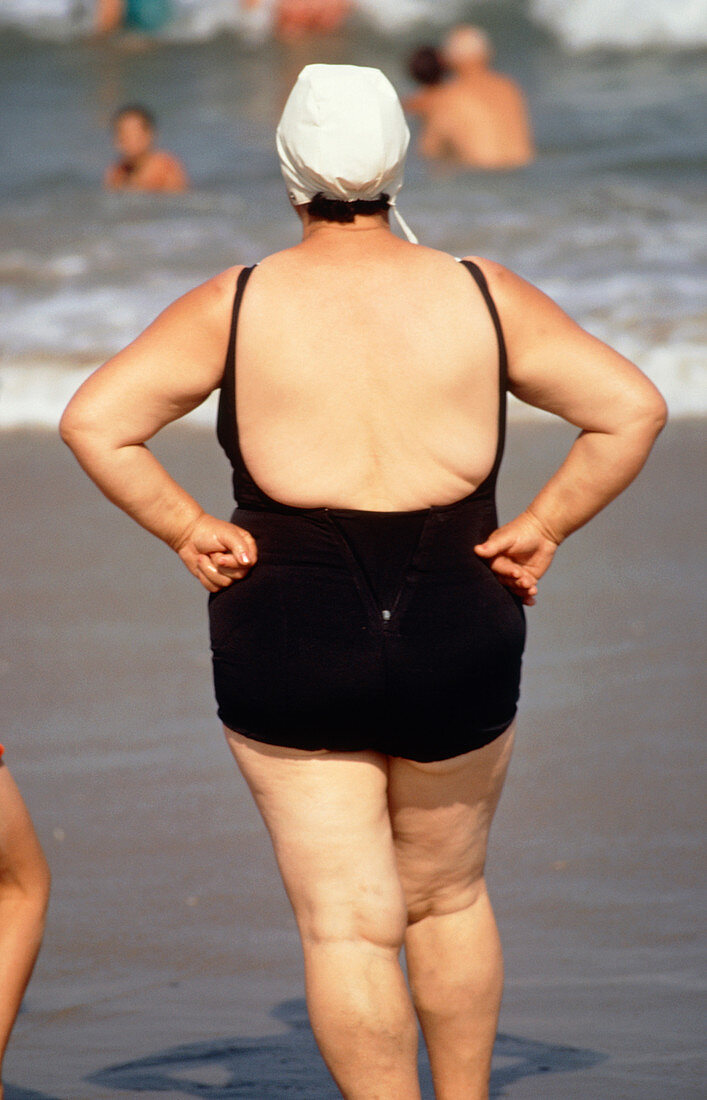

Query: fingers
<box><xmin>474</xmin><ymin>533</ymin><xmax>511</xmax><ymax>558</ymax></box>
<box><xmin>502</xmin><ymin>573</ymin><xmax>538</xmax><ymax>601</ymax></box>
<box><xmin>482</xmin><ymin>553</ymin><xmax>539</xmax><ymax>604</ymax></box>
<box><xmin>196</xmin><ymin>552</ymin><xmax>253</xmax><ymax>592</ymax></box>
<box><xmin>485</xmin><ymin>554</ymin><xmax>532</xmax><ymax>585</ymax></box>
<box><xmin>221</xmin><ymin>525</ymin><xmax>257</xmax><ymax>568</ymax></box>
<box><xmin>187</xmin><ymin>518</ymin><xmax>258</xmax><ymax>567</ymax></box>
<box><xmin>499</xmin><ymin>573</ymin><xmax>538</xmax><ymax>605</ymax></box>
<box><xmin>178</xmin><ymin>517</ymin><xmax>259</xmax><ymax>591</ymax></box>
<box><xmin>194</xmin><ymin>555</ymin><xmax>227</xmax><ymax>592</ymax></box>
<box><xmin>210</xmin><ymin>551</ymin><xmax>242</xmax><ymax>574</ymax></box>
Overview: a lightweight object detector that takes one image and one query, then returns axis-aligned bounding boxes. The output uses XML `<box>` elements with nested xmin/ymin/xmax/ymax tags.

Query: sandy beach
<box><xmin>1</xmin><ymin>417</ymin><xmax>703</xmax><ymax>1098</ymax></box>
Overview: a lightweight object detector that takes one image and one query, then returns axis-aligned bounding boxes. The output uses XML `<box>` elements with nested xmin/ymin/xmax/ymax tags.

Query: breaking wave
<box><xmin>2</xmin><ymin>0</ymin><xmax>706</xmax><ymax>50</ymax></box>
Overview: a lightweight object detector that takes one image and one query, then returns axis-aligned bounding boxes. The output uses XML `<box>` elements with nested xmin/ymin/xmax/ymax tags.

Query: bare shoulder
<box><xmin>461</xmin><ymin>253</ymin><xmax>587</xmax><ymax>360</ymax></box>
<box><xmin>180</xmin><ymin>264</ymin><xmax>244</xmax><ymax>318</ymax></box>
<box><xmin>461</xmin><ymin>254</ymin><xmax>524</xmax><ymax>286</ymax></box>
<box><xmin>404</xmin><ymin>86</ymin><xmax>442</xmax><ymax>115</ymax></box>
<box><xmin>155</xmin><ymin>149</ymin><xmax>182</xmax><ymax>167</ymax></box>
<box><xmin>402</xmin><ymin>89</ymin><xmax>427</xmax><ymax>114</ymax></box>
<box><xmin>158</xmin><ymin>149</ymin><xmax>186</xmax><ymax>172</ymax></box>
<box><xmin>122</xmin><ymin>264</ymin><xmax>246</xmax><ymax>351</ymax></box>
<box><xmin>461</xmin><ymin>255</ymin><xmax>527</xmax><ymax>303</ymax></box>
<box><xmin>203</xmin><ymin>264</ymin><xmax>245</xmax><ymax>300</ymax></box>
<box><xmin>461</xmin><ymin>256</ymin><xmax>666</xmax><ymax>426</ymax></box>
<box><xmin>493</xmin><ymin>70</ymin><xmax>527</xmax><ymax>96</ymax></box>
<box><xmin>151</xmin><ymin>149</ymin><xmax>189</xmax><ymax>190</ymax></box>
<box><xmin>461</xmin><ymin>255</ymin><xmax>560</xmax><ymax>323</ymax></box>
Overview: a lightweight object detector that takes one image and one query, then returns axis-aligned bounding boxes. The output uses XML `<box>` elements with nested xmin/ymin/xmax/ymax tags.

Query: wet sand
<box><xmin>2</xmin><ymin>419</ymin><xmax>704</xmax><ymax>1098</ymax></box>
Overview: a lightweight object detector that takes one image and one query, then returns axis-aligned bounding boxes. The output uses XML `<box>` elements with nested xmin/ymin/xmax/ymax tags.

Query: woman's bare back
<box><xmin>234</xmin><ymin>238</ymin><xmax>502</xmax><ymax>511</ymax></box>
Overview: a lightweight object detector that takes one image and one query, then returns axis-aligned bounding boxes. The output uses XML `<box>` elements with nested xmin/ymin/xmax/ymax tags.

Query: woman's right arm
<box><xmin>60</xmin><ymin>267</ymin><xmax>257</xmax><ymax>592</ymax></box>
<box><xmin>470</xmin><ymin>257</ymin><xmax>668</xmax><ymax>604</ymax></box>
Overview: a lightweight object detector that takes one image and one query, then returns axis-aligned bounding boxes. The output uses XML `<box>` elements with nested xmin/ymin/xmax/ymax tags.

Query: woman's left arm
<box><xmin>469</xmin><ymin>257</ymin><xmax>668</xmax><ymax>604</ymax></box>
<box><xmin>60</xmin><ymin>267</ymin><xmax>257</xmax><ymax>592</ymax></box>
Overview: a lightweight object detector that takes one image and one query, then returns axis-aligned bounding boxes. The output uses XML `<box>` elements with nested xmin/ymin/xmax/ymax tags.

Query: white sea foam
<box><xmin>1</xmin><ymin>342</ymin><xmax>703</xmax><ymax>432</ymax></box>
<box><xmin>0</xmin><ymin>362</ymin><xmax>219</xmax><ymax>430</ymax></box>
<box><xmin>2</xmin><ymin>0</ymin><xmax>707</xmax><ymax>50</ymax></box>
<box><xmin>531</xmin><ymin>0</ymin><xmax>707</xmax><ymax>51</ymax></box>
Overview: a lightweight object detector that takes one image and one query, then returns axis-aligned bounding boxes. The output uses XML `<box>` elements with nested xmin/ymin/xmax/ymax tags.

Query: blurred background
<box><xmin>1</xmin><ymin>0</ymin><xmax>705</xmax><ymax>428</ymax></box>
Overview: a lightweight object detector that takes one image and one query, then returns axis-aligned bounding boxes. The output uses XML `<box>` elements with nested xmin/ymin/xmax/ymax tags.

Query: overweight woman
<box><xmin>61</xmin><ymin>65</ymin><xmax>666</xmax><ymax>1100</ymax></box>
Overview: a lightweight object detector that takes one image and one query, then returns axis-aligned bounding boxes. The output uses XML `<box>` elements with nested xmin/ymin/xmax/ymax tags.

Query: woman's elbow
<box><xmin>59</xmin><ymin>401</ymin><xmax>99</xmax><ymax>455</ymax></box>
<box><xmin>59</xmin><ymin>402</ymin><xmax>81</xmax><ymax>448</ymax></box>
<box><xmin>638</xmin><ymin>389</ymin><xmax>669</xmax><ymax>439</ymax></box>
<box><xmin>620</xmin><ymin>383</ymin><xmax>668</xmax><ymax>444</ymax></box>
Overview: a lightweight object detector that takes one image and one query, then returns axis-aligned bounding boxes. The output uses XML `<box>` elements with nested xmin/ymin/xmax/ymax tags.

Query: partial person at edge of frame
<box><xmin>0</xmin><ymin>746</ymin><xmax>51</xmax><ymax>1099</ymax></box>
<box><xmin>60</xmin><ymin>63</ymin><xmax>666</xmax><ymax>1100</ymax></box>
<box><xmin>104</xmin><ymin>105</ymin><xmax>189</xmax><ymax>193</ymax></box>
<box><xmin>406</xmin><ymin>25</ymin><xmax>536</xmax><ymax>169</ymax></box>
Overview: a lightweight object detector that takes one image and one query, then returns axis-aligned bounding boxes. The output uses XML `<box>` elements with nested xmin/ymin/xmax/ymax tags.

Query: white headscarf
<box><xmin>276</xmin><ymin>64</ymin><xmax>418</xmax><ymax>243</ymax></box>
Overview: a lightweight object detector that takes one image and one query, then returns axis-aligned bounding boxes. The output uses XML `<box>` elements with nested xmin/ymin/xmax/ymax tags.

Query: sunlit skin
<box><xmin>104</xmin><ymin>110</ymin><xmax>188</xmax><ymax>193</ymax></box>
<box><xmin>0</xmin><ymin>755</ymin><xmax>50</xmax><ymax>1097</ymax></box>
<box><xmin>241</xmin><ymin>0</ymin><xmax>351</xmax><ymax>39</ymax></box>
<box><xmin>60</xmin><ymin>205</ymin><xmax>666</xmax><ymax>1097</ymax></box>
<box><xmin>407</xmin><ymin>25</ymin><xmax>536</xmax><ymax>170</ymax></box>
<box><xmin>94</xmin><ymin>0</ymin><xmax>124</xmax><ymax>34</ymax></box>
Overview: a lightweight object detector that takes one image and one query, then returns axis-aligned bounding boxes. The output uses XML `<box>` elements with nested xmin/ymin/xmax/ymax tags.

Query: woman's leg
<box><xmin>225</xmin><ymin>729</ymin><xmax>422</xmax><ymax>1100</ymax></box>
<box><xmin>0</xmin><ymin>760</ymin><xmax>51</xmax><ymax>1093</ymax></box>
<box><xmin>388</xmin><ymin>724</ymin><xmax>515</xmax><ymax>1100</ymax></box>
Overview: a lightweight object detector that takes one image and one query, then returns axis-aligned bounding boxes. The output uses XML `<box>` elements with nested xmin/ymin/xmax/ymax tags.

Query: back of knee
<box><xmin>300</xmin><ymin>895</ymin><xmax>408</xmax><ymax>953</ymax></box>
<box><xmin>406</xmin><ymin>874</ymin><xmax>488</xmax><ymax>925</ymax></box>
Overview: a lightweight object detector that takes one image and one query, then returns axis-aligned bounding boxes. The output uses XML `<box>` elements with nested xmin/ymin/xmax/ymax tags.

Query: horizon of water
<box><xmin>1</xmin><ymin>0</ymin><xmax>705</xmax><ymax>428</ymax></box>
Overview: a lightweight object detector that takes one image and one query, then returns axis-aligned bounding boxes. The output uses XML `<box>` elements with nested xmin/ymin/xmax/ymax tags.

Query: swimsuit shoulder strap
<box><xmin>459</xmin><ymin>259</ymin><xmax>508</xmax><ymax>388</ymax></box>
<box><xmin>217</xmin><ymin>265</ymin><xmax>256</xmax><ymax>461</ymax></box>
<box><xmin>225</xmin><ymin>264</ymin><xmax>256</xmax><ymax>387</ymax></box>
<box><xmin>459</xmin><ymin>258</ymin><xmax>509</xmax><ymax>493</ymax></box>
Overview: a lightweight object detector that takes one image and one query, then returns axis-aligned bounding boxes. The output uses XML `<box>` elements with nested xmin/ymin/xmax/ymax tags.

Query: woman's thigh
<box><xmin>387</xmin><ymin>724</ymin><xmax>515</xmax><ymax>921</ymax></box>
<box><xmin>224</xmin><ymin>728</ymin><xmax>408</xmax><ymax>946</ymax></box>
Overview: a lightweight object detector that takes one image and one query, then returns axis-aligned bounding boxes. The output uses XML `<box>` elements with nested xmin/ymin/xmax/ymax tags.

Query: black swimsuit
<box><xmin>209</xmin><ymin>260</ymin><xmax>525</xmax><ymax>762</ymax></box>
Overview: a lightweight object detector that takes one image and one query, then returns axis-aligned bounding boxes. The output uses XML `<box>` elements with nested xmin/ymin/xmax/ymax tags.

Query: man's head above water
<box><xmin>443</xmin><ymin>25</ymin><xmax>494</xmax><ymax>71</ymax></box>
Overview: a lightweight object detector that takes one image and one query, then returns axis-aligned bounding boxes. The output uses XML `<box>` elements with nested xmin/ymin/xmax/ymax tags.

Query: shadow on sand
<box><xmin>4</xmin><ymin>1089</ymin><xmax>62</xmax><ymax>1100</ymax></box>
<box><xmin>80</xmin><ymin>998</ymin><xmax>606</xmax><ymax>1098</ymax></box>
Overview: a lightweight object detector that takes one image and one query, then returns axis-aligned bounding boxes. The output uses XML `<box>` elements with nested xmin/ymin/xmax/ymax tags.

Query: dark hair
<box><xmin>408</xmin><ymin>46</ymin><xmax>448</xmax><ymax>86</ymax></box>
<box><xmin>112</xmin><ymin>104</ymin><xmax>156</xmax><ymax>130</ymax></box>
<box><xmin>306</xmin><ymin>192</ymin><xmax>391</xmax><ymax>223</ymax></box>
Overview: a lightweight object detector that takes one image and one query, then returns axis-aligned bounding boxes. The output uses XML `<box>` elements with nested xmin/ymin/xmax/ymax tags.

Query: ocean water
<box><xmin>0</xmin><ymin>0</ymin><xmax>705</xmax><ymax>427</ymax></box>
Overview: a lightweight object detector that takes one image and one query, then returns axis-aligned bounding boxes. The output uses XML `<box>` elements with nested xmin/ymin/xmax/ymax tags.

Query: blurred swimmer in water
<box><xmin>94</xmin><ymin>0</ymin><xmax>173</xmax><ymax>34</ymax></box>
<box><xmin>406</xmin><ymin>26</ymin><xmax>535</xmax><ymax>170</ymax></box>
<box><xmin>104</xmin><ymin>105</ymin><xmax>189</xmax><ymax>193</ymax></box>
<box><xmin>242</xmin><ymin>0</ymin><xmax>351</xmax><ymax>39</ymax></box>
